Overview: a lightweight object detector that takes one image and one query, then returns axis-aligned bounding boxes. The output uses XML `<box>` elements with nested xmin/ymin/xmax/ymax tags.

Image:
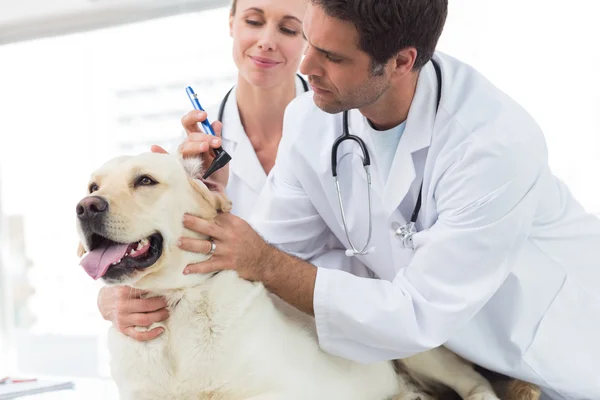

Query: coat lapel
<box><xmin>381</xmin><ymin>61</ymin><xmax>439</xmax><ymax>219</ymax></box>
<box><xmin>220</xmin><ymin>86</ymin><xmax>267</xmax><ymax>194</ymax></box>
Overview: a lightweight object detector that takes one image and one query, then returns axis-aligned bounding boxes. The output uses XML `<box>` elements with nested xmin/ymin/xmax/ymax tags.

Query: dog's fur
<box><xmin>76</xmin><ymin>153</ymin><xmax>540</xmax><ymax>400</ymax></box>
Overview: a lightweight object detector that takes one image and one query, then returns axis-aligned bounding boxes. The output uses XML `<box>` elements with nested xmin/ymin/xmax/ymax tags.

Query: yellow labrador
<box><xmin>75</xmin><ymin>152</ymin><xmax>539</xmax><ymax>400</ymax></box>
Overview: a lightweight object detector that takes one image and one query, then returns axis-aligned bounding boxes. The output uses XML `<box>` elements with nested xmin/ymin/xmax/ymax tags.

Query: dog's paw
<box><xmin>465</xmin><ymin>393</ymin><xmax>500</xmax><ymax>400</ymax></box>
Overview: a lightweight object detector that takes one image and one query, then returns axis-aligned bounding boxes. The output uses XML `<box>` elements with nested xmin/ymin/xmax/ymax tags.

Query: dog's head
<box><xmin>75</xmin><ymin>152</ymin><xmax>231</xmax><ymax>290</ymax></box>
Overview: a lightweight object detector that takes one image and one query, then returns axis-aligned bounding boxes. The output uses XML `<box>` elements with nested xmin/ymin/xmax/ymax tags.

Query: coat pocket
<box><xmin>523</xmin><ymin>276</ymin><xmax>600</xmax><ymax>400</ymax></box>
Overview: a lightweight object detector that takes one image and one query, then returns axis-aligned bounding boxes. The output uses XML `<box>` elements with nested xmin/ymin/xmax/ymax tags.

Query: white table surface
<box><xmin>17</xmin><ymin>377</ymin><xmax>118</xmax><ymax>399</ymax></box>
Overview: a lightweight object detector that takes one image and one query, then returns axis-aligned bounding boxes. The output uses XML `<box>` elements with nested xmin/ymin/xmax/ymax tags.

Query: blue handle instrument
<box><xmin>185</xmin><ymin>86</ymin><xmax>231</xmax><ymax>179</ymax></box>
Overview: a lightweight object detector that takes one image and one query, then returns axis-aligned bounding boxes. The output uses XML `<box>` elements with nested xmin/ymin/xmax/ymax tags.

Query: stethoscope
<box><xmin>217</xmin><ymin>73</ymin><xmax>309</xmax><ymax>121</ymax></box>
<box><xmin>332</xmin><ymin>59</ymin><xmax>442</xmax><ymax>256</ymax></box>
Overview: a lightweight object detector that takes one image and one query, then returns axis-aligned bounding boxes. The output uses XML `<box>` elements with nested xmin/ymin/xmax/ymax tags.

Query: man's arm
<box><xmin>251</xmin><ymin>123</ymin><xmax>546</xmax><ymax>363</ymax></box>
<box><xmin>260</xmin><ymin>247</ymin><xmax>317</xmax><ymax>316</ymax></box>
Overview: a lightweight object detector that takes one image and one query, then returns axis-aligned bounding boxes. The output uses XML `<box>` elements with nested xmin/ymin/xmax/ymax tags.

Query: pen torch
<box><xmin>185</xmin><ymin>86</ymin><xmax>232</xmax><ymax>179</ymax></box>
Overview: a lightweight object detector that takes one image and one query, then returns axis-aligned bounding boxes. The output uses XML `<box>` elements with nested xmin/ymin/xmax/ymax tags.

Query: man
<box><xmin>150</xmin><ymin>1</ymin><xmax>600</xmax><ymax>398</ymax></box>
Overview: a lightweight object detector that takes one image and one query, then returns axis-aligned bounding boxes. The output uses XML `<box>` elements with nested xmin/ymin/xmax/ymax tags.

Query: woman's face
<box><xmin>230</xmin><ymin>0</ymin><xmax>307</xmax><ymax>88</ymax></box>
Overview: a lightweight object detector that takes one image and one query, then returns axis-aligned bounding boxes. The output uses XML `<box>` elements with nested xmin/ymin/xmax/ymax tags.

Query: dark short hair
<box><xmin>311</xmin><ymin>0</ymin><xmax>448</xmax><ymax>71</ymax></box>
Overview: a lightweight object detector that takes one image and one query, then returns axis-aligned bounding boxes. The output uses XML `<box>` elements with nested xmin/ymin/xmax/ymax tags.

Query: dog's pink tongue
<box><xmin>79</xmin><ymin>243</ymin><xmax>130</xmax><ymax>280</ymax></box>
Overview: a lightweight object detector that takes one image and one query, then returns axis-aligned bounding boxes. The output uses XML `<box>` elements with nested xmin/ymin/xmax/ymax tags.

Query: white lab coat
<box><xmin>209</xmin><ymin>75</ymin><xmax>309</xmax><ymax>220</ymax></box>
<box><xmin>249</xmin><ymin>51</ymin><xmax>600</xmax><ymax>400</ymax></box>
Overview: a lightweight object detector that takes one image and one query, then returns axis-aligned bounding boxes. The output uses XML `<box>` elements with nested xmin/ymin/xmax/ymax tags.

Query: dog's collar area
<box><xmin>167</xmin><ymin>271</ymin><xmax>221</xmax><ymax>309</ymax></box>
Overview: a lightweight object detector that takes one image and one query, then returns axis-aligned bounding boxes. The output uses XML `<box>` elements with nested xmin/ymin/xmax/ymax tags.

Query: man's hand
<box><xmin>97</xmin><ymin>286</ymin><xmax>169</xmax><ymax>341</ymax></box>
<box><xmin>178</xmin><ymin>213</ymin><xmax>317</xmax><ymax>315</ymax></box>
<box><xmin>179</xmin><ymin>212</ymin><xmax>272</xmax><ymax>281</ymax></box>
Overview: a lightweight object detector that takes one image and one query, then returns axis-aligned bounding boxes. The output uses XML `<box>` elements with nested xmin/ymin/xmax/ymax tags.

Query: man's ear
<box><xmin>391</xmin><ymin>47</ymin><xmax>418</xmax><ymax>78</ymax></box>
<box><xmin>77</xmin><ymin>242</ymin><xmax>86</xmax><ymax>258</ymax></box>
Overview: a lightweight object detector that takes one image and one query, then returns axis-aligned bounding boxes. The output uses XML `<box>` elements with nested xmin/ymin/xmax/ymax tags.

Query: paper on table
<box><xmin>0</xmin><ymin>379</ymin><xmax>74</xmax><ymax>399</ymax></box>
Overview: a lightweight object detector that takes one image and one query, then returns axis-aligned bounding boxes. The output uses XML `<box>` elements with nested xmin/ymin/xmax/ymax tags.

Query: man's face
<box><xmin>299</xmin><ymin>2</ymin><xmax>392</xmax><ymax>114</ymax></box>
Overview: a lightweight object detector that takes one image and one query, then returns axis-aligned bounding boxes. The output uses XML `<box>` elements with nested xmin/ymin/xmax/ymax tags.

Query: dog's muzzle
<box><xmin>76</xmin><ymin>195</ymin><xmax>164</xmax><ymax>282</ymax></box>
<box><xmin>76</xmin><ymin>195</ymin><xmax>109</xmax><ymax>235</ymax></box>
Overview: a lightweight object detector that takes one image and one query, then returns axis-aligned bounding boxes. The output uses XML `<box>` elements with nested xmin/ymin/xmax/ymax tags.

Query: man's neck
<box><xmin>359</xmin><ymin>72</ymin><xmax>419</xmax><ymax>131</ymax></box>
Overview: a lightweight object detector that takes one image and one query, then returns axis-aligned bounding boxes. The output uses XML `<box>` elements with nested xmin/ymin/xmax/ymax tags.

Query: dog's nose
<box><xmin>76</xmin><ymin>196</ymin><xmax>108</xmax><ymax>219</ymax></box>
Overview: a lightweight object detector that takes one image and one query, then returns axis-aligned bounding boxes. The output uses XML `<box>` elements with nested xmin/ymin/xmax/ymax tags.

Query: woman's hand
<box><xmin>97</xmin><ymin>286</ymin><xmax>169</xmax><ymax>341</ymax></box>
<box><xmin>151</xmin><ymin>110</ymin><xmax>229</xmax><ymax>191</ymax></box>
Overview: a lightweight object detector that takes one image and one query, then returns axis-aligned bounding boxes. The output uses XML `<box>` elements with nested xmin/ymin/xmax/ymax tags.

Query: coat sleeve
<box><xmin>312</xmin><ymin>128</ymin><xmax>547</xmax><ymax>363</ymax></box>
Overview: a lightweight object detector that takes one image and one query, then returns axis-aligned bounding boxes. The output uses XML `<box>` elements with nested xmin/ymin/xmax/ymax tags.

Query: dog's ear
<box><xmin>213</xmin><ymin>191</ymin><xmax>232</xmax><ymax>213</ymax></box>
<box><xmin>181</xmin><ymin>155</ymin><xmax>232</xmax><ymax>213</ymax></box>
<box><xmin>77</xmin><ymin>242</ymin><xmax>87</xmax><ymax>258</ymax></box>
<box><xmin>187</xmin><ymin>176</ymin><xmax>232</xmax><ymax>215</ymax></box>
<box><xmin>180</xmin><ymin>156</ymin><xmax>204</xmax><ymax>179</ymax></box>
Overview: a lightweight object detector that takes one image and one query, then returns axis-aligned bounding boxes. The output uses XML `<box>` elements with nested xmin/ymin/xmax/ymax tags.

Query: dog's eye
<box><xmin>89</xmin><ymin>183</ymin><xmax>99</xmax><ymax>193</ymax></box>
<box><xmin>135</xmin><ymin>175</ymin><xmax>158</xmax><ymax>187</ymax></box>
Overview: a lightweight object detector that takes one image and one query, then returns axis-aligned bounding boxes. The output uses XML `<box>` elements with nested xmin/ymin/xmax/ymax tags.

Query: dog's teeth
<box><xmin>136</xmin><ymin>242</ymin><xmax>143</xmax><ymax>251</ymax></box>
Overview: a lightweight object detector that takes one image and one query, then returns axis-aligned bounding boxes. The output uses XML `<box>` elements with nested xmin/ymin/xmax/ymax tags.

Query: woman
<box><xmin>96</xmin><ymin>0</ymin><xmax>309</xmax><ymax>341</ymax></box>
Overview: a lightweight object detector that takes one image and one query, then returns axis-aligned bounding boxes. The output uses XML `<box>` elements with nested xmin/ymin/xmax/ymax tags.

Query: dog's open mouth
<box><xmin>79</xmin><ymin>233</ymin><xmax>163</xmax><ymax>280</ymax></box>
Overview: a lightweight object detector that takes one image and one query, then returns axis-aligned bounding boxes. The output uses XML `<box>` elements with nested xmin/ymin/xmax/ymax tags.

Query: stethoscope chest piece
<box><xmin>392</xmin><ymin>221</ymin><xmax>417</xmax><ymax>249</ymax></box>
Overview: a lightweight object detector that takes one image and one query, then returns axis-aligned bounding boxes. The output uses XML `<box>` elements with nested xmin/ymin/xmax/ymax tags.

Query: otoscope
<box><xmin>185</xmin><ymin>86</ymin><xmax>232</xmax><ymax>179</ymax></box>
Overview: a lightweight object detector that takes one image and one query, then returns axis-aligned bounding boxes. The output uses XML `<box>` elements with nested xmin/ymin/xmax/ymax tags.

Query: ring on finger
<box><xmin>207</xmin><ymin>239</ymin><xmax>216</xmax><ymax>256</ymax></box>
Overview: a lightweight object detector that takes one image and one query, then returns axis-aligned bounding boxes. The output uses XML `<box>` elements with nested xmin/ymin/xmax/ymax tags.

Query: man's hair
<box><xmin>311</xmin><ymin>0</ymin><xmax>448</xmax><ymax>73</ymax></box>
<box><xmin>230</xmin><ymin>0</ymin><xmax>238</xmax><ymax>15</ymax></box>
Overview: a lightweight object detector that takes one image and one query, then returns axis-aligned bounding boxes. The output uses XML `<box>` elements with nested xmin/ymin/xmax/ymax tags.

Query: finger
<box><xmin>183</xmin><ymin>260</ymin><xmax>225</xmax><ymax>275</ymax></box>
<box><xmin>118</xmin><ymin>286</ymin><xmax>149</xmax><ymax>300</ymax></box>
<box><xmin>211</xmin><ymin>121</ymin><xmax>223</xmax><ymax>140</ymax></box>
<box><xmin>123</xmin><ymin>326</ymin><xmax>165</xmax><ymax>342</ymax></box>
<box><xmin>127</xmin><ymin>309</ymin><xmax>170</xmax><ymax>327</ymax></box>
<box><xmin>121</xmin><ymin>297</ymin><xmax>160</xmax><ymax>315</ymax></box>
<box><xmin>151</xmin><ymin>145</ymin><xmax>169</xmax><ymax>154</ymax></box>
<box><xmin>136</xmin><ymin>296</ymin><xmax>168</xmax><ymax>313</ymax></box>
<box><xmin>183</xmin><ymin>214</ymin><xmax>219</xmax><ymax>238</ymax></box>
<box><xmin>187</xmin><ymin>132</ymin><xmax>222</xmax><ymax>148</ymax></box>
<box><xmin>213</xmin><ymin>212</ymin><xmax>234</xmax><ymax>227</ymax></box>
<box><xmin>181</xmin><ymin>110</ymin><xmax>206</xmax><ymax>134</ymax></box>
<box><xmin>178</xmin><ymin>237</ymin><xmax>214</xmax><ymax>255</ymax></box>
<box><xmin>179</xmin><ymin>141</ymin><xmax>211</xmax><ymax>158</ymax></box>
